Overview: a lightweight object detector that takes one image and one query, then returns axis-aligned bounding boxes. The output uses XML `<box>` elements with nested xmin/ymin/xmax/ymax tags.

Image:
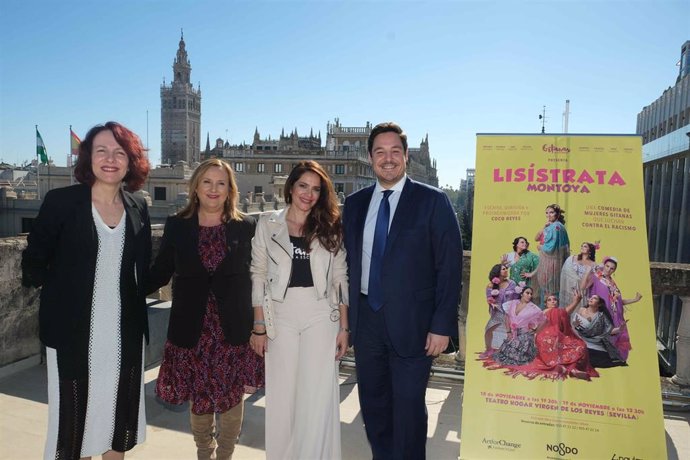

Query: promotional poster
<box><xmin>459</xmin><ymin>134</ymin><xmax>666</xmax><ymax>459</ymax></box>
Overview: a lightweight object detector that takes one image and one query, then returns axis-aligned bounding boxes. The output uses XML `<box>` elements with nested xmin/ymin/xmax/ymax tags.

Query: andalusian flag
<box><xmin>70</xmin><ymin>128</ymin><xmax>81</xmax><ymax>156</ymax></box>
<box><xmin>36</xmin><ymin>128</ymin><xmax>48</xmax><ymax>164</ymax></box>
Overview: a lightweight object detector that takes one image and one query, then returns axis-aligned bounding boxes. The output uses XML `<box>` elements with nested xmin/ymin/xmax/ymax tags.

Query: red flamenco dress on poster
<box><xmin>156</xmin><ymin>224</ymin><xmax>265</xmax><ymax>415</ymax></box>
<box><xmin>509</xmin><ymin>308</ymin><xmax>598</xmax><ymax>380</ymax></box>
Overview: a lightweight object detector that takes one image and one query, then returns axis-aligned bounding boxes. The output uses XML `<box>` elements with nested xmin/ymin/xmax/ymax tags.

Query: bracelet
<box><xmin>253</xmin><ymin>320</ymin><xmax>266</xmax><ymax>325</ymax></box>
<box><xmin>339</xmin><ymin>327</ymin><xmax>351</xmax><ymax>333</ymax></box>
<box><xmin>251</xmin><ymin>330</ymin><xmax>267</xmax><ymax>336</ymax></box>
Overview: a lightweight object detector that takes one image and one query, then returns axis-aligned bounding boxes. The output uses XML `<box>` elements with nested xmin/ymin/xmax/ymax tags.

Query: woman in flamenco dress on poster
<box><xmin>503</xmin><ymin>290</ymin><xmax>598</xmax><ymax>381</ymax></box>
<box><xmin>533</xmin><ymin>204</ymin><xmax>570</xmax><ymax>308</ymax></box>
<box><xmin>480</xmin><ymin>264</ymin><xmax>519</xmax><ymax>359</ymax></box>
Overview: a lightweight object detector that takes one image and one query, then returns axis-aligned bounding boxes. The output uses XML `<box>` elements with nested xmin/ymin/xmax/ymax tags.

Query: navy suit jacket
<box><xmin>343</xmin><ymin>177</ymin><xmax>462</xmax><ymax>357</ymax></box>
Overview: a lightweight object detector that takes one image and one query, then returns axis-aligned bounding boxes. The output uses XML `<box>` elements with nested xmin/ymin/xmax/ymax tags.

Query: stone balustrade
<box><xmin>2</xmin><ymin>233</ymin><xmax>689</xmax><ymax>388</ymax></box>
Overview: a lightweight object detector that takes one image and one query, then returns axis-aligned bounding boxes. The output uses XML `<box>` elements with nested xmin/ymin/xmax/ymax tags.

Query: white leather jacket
<box><xmin>250</xmin><ymin>207</ymin><xmax>349</xmax><ymax>338</ymax></box>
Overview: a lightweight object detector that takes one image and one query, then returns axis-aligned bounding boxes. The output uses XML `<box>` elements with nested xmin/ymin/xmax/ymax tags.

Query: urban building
<box><xmin>160</xmin><ymin>31</ymin><xmax>201</xmax><ymax>165</ymax></box>
<box><xmin>638</xmin><ymin>40</ymin><xmax>690</xmax><ymax>374</ymax></box>
<box><xmin>0</xmin><ymin>162</ymin><xmax>192</xmax><ymax>236</ymax></box>
<box><xmin>458</xmin><ymin>168</ymin><xmax>475</xmax><ymax>250</ymax></box>
<box><xmin>0</xmin><ymin>35</ymin><xmax>441</xmax><ymax>237</ymax></box>
<box><xmin>202</xmin><ymin>117</ymin><xmax>440</xmax><ymax>200</ymax></box>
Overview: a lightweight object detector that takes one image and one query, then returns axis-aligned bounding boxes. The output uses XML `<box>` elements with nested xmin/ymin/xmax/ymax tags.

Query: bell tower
<box><xmin>160</xmin><ymin>30</ymin><xmax>202</xmax><ymax>165</ymax></box>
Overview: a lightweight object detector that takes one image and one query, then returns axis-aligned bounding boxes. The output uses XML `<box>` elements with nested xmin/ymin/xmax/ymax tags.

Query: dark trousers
<box><xmin>354</xmin><ymin>294</ymin><xmax>432</xmax><ymax>460</ymax></box>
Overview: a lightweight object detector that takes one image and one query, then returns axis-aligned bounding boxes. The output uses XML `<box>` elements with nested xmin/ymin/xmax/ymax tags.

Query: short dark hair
<box><xmin>488</xmin><ymin>264</ymin><xmax>504</xmax><ymax>288</ymax></box>
<box><xmin>512</xmin><ymin>236</ymin><xmax>530</xmax><ymax>253</ymax></box>
<box><xmin>367</xmin><ymin>122</ymin><xmax>408</xmax><ymax>155</ymax></box>
<box><xmin>74</xmin><ymin>121</ymin><xmax>150</xmax><ymax>191</ymax></box>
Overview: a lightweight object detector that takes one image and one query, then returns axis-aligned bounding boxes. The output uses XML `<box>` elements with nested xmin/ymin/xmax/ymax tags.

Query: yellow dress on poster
<box><xmin>460</xmin><ymin>134</ymin><xmax>666</xmax><ymax>460</ymax></box>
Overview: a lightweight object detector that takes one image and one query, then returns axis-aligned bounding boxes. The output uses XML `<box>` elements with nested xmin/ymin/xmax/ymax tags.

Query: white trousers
<box><xmin>265</xmin><ymin>287</ymin><xmax>341</xmax><ymax>460</ymax></box>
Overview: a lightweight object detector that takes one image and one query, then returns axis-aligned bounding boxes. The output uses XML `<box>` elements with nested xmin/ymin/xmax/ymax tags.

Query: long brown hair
<box><xmin>178</xmin><ymin>159</ymin><xmax>243</xmax><ymax>222</ymax></box>
<box><xmin>284</xmin><ymin>160</ymin><xmax>343</xmax><ymax>253</ymax></box>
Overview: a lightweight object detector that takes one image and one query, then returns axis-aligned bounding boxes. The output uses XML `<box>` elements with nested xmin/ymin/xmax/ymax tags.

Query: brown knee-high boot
<box><xmin>216</xmin><ymin>401</ymin><xmax>244</xmax><ymax>460</ymax></box>
<box><xmin>190</xmin><ymin>409</ymin><xmax>217</xmax><ymax>460</ymax></box>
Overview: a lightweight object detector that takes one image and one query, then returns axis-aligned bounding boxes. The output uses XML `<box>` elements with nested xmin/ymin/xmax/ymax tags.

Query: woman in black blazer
<box><xmin>22</xmin><ymin>122</ymin><xmax>151</xmax><ymax>460</ymax></box>
<box><xmin>148</xmin><ymin>158</ymin><xmax>264</xmax><ymax>460</ymax></box>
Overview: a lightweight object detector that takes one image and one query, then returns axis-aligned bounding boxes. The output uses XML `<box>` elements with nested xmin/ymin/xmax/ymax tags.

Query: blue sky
<box><xmin>0</xmin><ymin>0</ymin><xmax>687</xmax><ymax>188</ymax></box>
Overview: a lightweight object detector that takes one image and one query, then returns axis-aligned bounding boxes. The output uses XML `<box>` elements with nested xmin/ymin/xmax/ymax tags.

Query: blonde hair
<box><xmin>178</xmin><ymin>159</ymin><xmax>243</xmax><ymax>222</ymax></box>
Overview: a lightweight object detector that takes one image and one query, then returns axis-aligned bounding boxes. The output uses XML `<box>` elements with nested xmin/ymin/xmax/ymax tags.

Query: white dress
<box><xmin>44</xmin><ymin>207</ymin><xmax>146</xmax><ymax>459</ymax></box>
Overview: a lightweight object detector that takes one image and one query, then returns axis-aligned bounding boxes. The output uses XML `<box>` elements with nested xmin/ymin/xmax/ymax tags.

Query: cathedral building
<box><xmin>160</xmin><ymin>31</ymin><xmax>201</xmax><ymax>165</ymax></box>
<box><xmin>163</xmin><ymin>35</ymin><xmax>439</xmax><ymax>200</ymax></box>
<box><xmin>203</xmin><ymin>118</ymin><xmax>439</xmax><ymax>200</ymax></box>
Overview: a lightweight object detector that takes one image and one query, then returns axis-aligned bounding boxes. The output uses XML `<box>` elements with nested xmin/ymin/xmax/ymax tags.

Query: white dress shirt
<box><xmin>360</xmin><ymin>175</ymin><xmax>407</xmax><ymax>294</ymax></box>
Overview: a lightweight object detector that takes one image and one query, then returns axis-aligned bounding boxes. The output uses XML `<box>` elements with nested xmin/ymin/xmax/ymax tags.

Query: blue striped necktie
<box><xmin>368</xmin><ymin>190</ymin><xmax>393</xmax><ymax>311</ymax></box>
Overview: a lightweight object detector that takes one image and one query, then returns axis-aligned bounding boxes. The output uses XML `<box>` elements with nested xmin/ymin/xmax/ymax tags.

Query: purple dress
<box><xmin>484</xmin><ymin>280</ymin><xmax>519</xmax><ymax>332</ymax></box>
<box><xmin>155</xmin><ymin>224</ymin><xmax>265</xmax><ymax>414</ymax></box>
<box><xmin>588</xmin><ymin>268</ymin><xmax>631</xmax><ymax>361</ymax></box>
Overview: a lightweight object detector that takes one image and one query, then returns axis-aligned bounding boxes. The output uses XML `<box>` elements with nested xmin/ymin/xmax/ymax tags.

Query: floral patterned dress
<box><xmin>156</xmin><ymin>224</ymin><xmax>265</xmax><ymax>415</ymax></box>
<box><xmin>484</xmin><ymin>279</ymin><xmax>519</xmax><ymax>333</ymax></box>
<box><xmin>504</xmin><ymin>250</ymin><xmax>539</xmax><ymax>286</ymax></box>
<box><xmin>483</xmin><ymin>300</ymin><xmax>544</xmax><ymax>368</ymax></box>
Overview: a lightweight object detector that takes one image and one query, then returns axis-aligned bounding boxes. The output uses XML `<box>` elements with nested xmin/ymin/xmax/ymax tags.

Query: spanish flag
<box><xmin>70</xmin><ymin>128</ymin><xmax>81</xmax><ymax>156</ymax></box>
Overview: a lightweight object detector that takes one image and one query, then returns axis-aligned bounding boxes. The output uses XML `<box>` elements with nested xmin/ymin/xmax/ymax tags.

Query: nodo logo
<box><xmin>546</xmin><ymin>442</ymin><xmax>578</xmax><ymax>456</ymax></box>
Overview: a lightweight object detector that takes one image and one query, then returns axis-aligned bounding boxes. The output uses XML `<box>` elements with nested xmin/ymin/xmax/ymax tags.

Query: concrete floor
<box><xmin>0</xmin><ymin>362</ymin><xmax>687</xmax><ymax>459</ymax></box>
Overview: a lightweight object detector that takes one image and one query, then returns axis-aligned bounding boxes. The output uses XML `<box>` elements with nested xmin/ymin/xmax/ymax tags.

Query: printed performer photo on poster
<box><xmin>477</xmin><ymin>202</ymin><xmax>642</xmax><ymax>381</ymax></box>
<box><xmin>459</xmin><ymin>134</ymin><xmax>666</xmax><ymax>460</ymax></box>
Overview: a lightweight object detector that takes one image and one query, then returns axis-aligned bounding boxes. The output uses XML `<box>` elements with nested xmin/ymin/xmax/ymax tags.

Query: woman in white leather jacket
<box><xmin>250</xmin><ymin>160</ymin><xmax>349</xmax><ymax>460</ymax></box>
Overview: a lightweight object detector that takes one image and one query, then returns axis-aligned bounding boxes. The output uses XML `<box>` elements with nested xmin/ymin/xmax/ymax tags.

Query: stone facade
<box><xmin>202</xmin><ymin>118</ymin><xmax>439</xmax><ymax>198</ymax></box>
<box><xmin>143</xmin><ymin>161</ymin><xmax>195</xmax><ymax>221</ymax></box>
<box><xmin>0</xmin><ymin>237</ymin><xmax>40</xmax><ymax>367</ymax></box>
<box><xmin>160</xmin><ymin>31</ymin><xmax>201</xmax><ymax>165</ymax></box>
<box><xmin>2</xmin><ymin>232</ymin><xmax>689</xmax><ymax>385</ymax></box>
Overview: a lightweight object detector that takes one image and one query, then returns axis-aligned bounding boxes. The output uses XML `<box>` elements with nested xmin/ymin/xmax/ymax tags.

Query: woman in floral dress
<box><xmin>480</xmin><ymin>264</ymin><xmax>519</xmax><ymax>358</ymax></box>
<box><xmin>148</xmin><ymin>159</ymin><xmax>264</xmax><ymax>460</ymax></box>
<box><xmin>501</xmin><ymin>236</ymin><xmax>539</xmax><ymax>286</ymax></box>
<box><xmin>482</xmin><ymin>287</ymin><xmax>544</xmax><ymax>368</ymax></box>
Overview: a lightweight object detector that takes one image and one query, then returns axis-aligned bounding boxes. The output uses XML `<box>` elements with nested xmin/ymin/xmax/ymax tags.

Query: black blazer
<box><xmin>148</xmin><ymin>213</ymin><xmax>256</xmax><ymax>348</ymax></box>
<box><xmin>22</xmin><ymin>184</ymin><xmax>151</xmax><ymax>378</ymax></box>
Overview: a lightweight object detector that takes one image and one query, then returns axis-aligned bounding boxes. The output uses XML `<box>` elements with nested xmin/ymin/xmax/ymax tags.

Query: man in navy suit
<box><xmin>344</xmin><ymin>122</ymin><xmax>462</xmax><ymax>459</ymax></box>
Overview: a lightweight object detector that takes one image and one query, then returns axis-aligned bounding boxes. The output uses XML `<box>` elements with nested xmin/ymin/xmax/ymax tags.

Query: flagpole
<box><xmin>69</xmin><ymin>125</ymin><xmax>74</xmax><ymax>185</ymax></box>
<box><xmin>35</xmin><ymin>124</ymin><xmax>41</xmax><ymax>200</ymax></box>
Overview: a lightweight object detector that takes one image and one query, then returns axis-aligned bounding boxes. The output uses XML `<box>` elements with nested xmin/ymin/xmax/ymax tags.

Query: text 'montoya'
<box><xmin>493</xmin><ymin>165</ymin><xmax>626</xmax><ymax>194</ymax></box>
